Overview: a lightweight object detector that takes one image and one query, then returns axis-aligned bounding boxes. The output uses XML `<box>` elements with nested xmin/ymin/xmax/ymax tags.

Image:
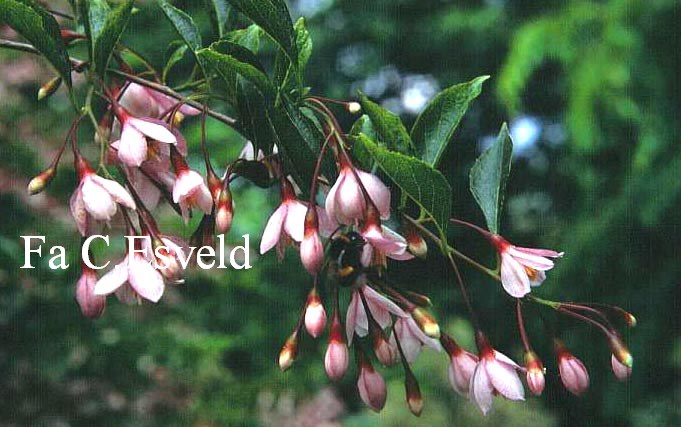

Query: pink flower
<box><xmin>116</xmin><ymin>109</ymin><xmax>177</xmax><ymax>167</ymax></box>
<box><xmin>75</xmin><ymin>263</ymin><xmax>106</xmax><ymax>319</ymax></box>
<box><xmin>525</xmin><ymin>352</ymin><xmax>545</xmax><ymax>396</ymax></box>
<box><xmin>470</xmin><ymin>347</ymin><xmax>525</xmax><ymax>415</ymax></box>
<box><xmin>441</xmin><ymin>335</ymin><xmax>479</xmax><ymax>396</ymax></box>
<box><xmin>491</xmin><ymin>235</ymin><xmax>563</xmax><ymax>298</ymax></box>
<box><xmin>360</xmin><ymin>224</ymin><xmax>414</xmax><ymax>261</ymax></box>
<box><xmin>300</xmin><ymin>206</ymin><xmax>325</xmax><ymax>274</ymax></box>
<box><xmin>304</xmin><ymin>289</ymin><xmax>327</xmax><ymax>338</ymax></box>
<box><xmin>70</xmin><ymin>158</ymin><xmax>136</xmax><ymax>235</ymax></box>
<box><xmin>325</xmin><ymin>312</ymin><xmax>348</xmax><ymax>381</ymax></box>
<box><xmin>389</xmin><ymin>316</ymin><xmax>441</xmax><ymax>363</ymax></box>
<box><xmin>346</xmin><ymin>284</ymin><xmax>408</xmax><ymax>344</ymax></box>
<box><xmin>94</xmin><ymin>249</ymin><xmax>165</xmax><ymax>303</ymax></box>
<box><xmin>611</xmin><ymin>354</ymin><xmax>632</xmax><ymax>381</ymax></box>
<box><xmin>260</xmin><ymin>180</ymin><xmax>309</xmax><ymax>254</ymax></box>
<box><xmin>172</xmin><ymin>169</ymin><xmax>213</xmax><ymax>222</ymax></box>
<box><xmin>120</xmin><ymin>82</ymin><xmax>199</xmax><ymax>119</ymax></box>
<box><xmin>357</xmin><ymin>361</ymin><xmax>387</xmax><ymax>412</ymax></box>
<box><xmin>556</xmin><ymin>347</ymin><xmax>589</xmax><ymax>395</ymax></box>
<box><xmin>142</xmin><ymin>235</ymin><xmax>187</xmax><ymax>285</ymax></box>
<box><xmin>325</xmin><ymin>165</ymin><xmax>390</xmax><ymax>224</ymax></box>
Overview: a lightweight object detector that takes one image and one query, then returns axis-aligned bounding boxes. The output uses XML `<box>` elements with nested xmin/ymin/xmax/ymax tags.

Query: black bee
<box><xmin>327</xmin><ymin>231</ymin><xmax>366</xmax><ymax>286</ymax></box>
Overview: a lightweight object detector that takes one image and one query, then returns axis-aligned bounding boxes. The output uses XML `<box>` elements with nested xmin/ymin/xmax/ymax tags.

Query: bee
<box><xmin>327</xmin><ymin>231</ymin><xmax>366</xmax><ymax>286</ymax></box>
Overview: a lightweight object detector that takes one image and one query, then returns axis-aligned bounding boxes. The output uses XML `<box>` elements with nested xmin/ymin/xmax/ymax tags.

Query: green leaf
<box><xmin>78</xmin><ymin>0</ymin><xmax>110</xmax><ymax>63</ymax></box>
<box><xmin>198</xmin><ymin>44</ymin><xmax>274</xmax><ymax>98</ymax></box>
<box><xmin>92</xmin><ymin>0</ymin><xmax>134</xmax><ymax>77</ymax></box>
<box><xmin>158</xmin><ymin>1</ymin><xmax>201</xmax><ymax>51</ymax></box>
<box><xmin>225</xmin><ymin>0</ymin><xmax>296</xmax><ymax>62</ymax></box>
<box><xmin>411</xmin><ymin>75</ymin><xmax>489</xmax><ymax>166</ymax></box>
<box><xmin>222</xmin><ymin>24</ymin><xmax>262</xmax><ymax>53</ymax></box>
<box><xmin>0</xmin><ymin>0</ymin><xmax>72</xmax><ymax>87</ymax></box>
<box><xmin>359</xmin><ymin>92</ymin><xmax>414</xmax><ymax>154</ymax></box>
<box><xmin>235</xmin><ymin>80</ymin><xmax>275</xmax><ymax>155</ymax></box>
<box><xmin>162</xmin><ymin>42</ymin><xmax>188</xmax><ymax>83</ymax></box>
<box><xmin>294</xmin><ymin>17</ymin><xmax>312</xmax><ymax>72</ymax></box>
<box><xmin>354</xmin><ymin>133</ymin><xmax>452</xmax><ymax>239</ymax></box>
<box><xmin>273</xmin><ymin>17</ymin><xmax>311</xmax><ymax>96</ymax></box>
<box><xmin>205</xmin><ymin>0</ymin><xmax>229</xmax><ymax>37</ymax></box>
<box><xmin>469</xmin><ymin>123</ymin><xmax>513</xmax><ymax>234</ymax></box>
<box><xmin>348</xmin><ymin>115</ymin><xmax>376</xmax><ymax>170</ymax></box>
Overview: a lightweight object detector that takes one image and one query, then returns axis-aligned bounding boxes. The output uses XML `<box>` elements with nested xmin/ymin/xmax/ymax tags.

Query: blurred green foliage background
<box><xmin>1</xmin><ymin>0</ymin><xmax>680</xmax><ymax>425</ymax></box>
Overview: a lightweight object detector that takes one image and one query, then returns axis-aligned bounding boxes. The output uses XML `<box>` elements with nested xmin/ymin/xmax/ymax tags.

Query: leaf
<box><xmin>411</xmin><ymin>75</ymin><xmax>489</xmax><ymax>167</ymax></box>
<box><xmin>157</xmin><ymin>0</ymin><xmax>206</xmax><ymax>73</ymax></box>
<box><xmin>222</xmin><ymin>24</ymin><xmax>262</xmax><ymax>53</ymax></box>
<box><xmin>294</xmin><ymin>17</ymin><xmax>312</xmax><ymax>72</ymax></box>
<box><xmin>79</xmin><ymin>0</ymin><xmax>110</xmax><ymax>63</ymax></box>
<box><xmin>235</xmin><ymin>80</ymin><xmax>275</xmax><ymax>155</ymax></box>
<box><xmin>354</xmin><ymin>133</ymin><xmax>452</xmax><ymax>239</ymax></box>
<box><xmin>92</xmin><ymin>0</ymin><xmax>134</xmax><ymax>77</ymax></box>
<box><xmin>0</xmin><ymin>0</ymin><xmax>72</xmax><ymax>87</ymax></box>
<box><xmin>198</xmin><ymin>44</ymin><xmax>274</xmax><ymax>98</ymax></box>
<box><xmin>273</xmin><ymin>17</ymin><xmax>311</xmax><ymax>96</ymax></box>
<box><xmin>469</xmin><ymin>123</ymin><xmax>513</xmax><ymax>234</ymax></box>
<box><xmin>162</xmin><ymin>42</ymin><xmax>188</xmax><ymax>83</ymax></box>
<box><xmin>225</xmin><ymin>0</ymin><xmax>296</xmax><ymax>62</ymax></box>
<box><xmin>359</xmin><ymin>92</ymin><xmax>413</xmax><ymax>154</ymax></box>
<box><xmin>348</xmin><ymin>115</ymin><xmax>376</xmax><ymax>170</ymax></box>
<box><xmin>205</xmin><ymin>0</ymin><xmax>229</xmax><ymax>37</ymax></box>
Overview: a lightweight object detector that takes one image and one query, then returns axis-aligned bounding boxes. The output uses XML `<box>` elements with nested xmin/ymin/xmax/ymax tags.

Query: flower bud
<box><xmin>300</xmin><ymin>206</ymin><xmax>324</xmax><ymax>274</ymax></box>
<box><xmin>611</xmin><ymin>354</ymin><xmax>632</xmax><ymax>381</ymax></box>
<box><xmin>404</xmin><ymin>290</ymin><xmax>432</xmax><ymax>307</ymax></box>
<box><xmin>555</xmin><ymin>341</ymin><xmax>589</xmax><ymax>395</ymax></box>
<box><xmin>411</xmin><ymin>307</ymin><xmax>440</xmax><ymax>339</ymax></box>
<box><xmin>404</xmin><ymin>222</ymin><xmax>427</xmax><ymax>258</ymax></box>
<box><xmin>325</xmin><ymin>313</ymin><xmax>348</xmax><ymax>380</ymax></box>
<box><xmin>37</xmin><ymin>76</ymin><xmax>62</xmax><ymax>101</ymax></box>
<box><xmin>525</xmin><ymin>351</ymin><xmax>546</xmax><ymax>396</ymax></box>
<box><xmin>441</xmin><ymin>334</ymin><xmax>478</xmax><ymax>396</ymax></box>
<box><xmin>404</xmin><ymin>369</ymin><xmax>423</xmax><ymax>416</ymax></box>
<box><xmin>75</xmin><ymin>263</ymin><xmax>106</xmax><ymax>319</ymax></box>
<box><xmin>347</xmin><ymin>102</ymin><xmax>361</xmax><ymax>114</ymax></box>
<box><xmin>357</xmin><ymin>358</ymin><xmax>387</xmax><ymax>412</ymax></box>
<box><xmin>215</xmin><ymin>185</ymin><xmax>234</xmax><ymax>234</ymax></box>
<box><xmin>27</xmin><ymin>166</ymin><xmax>57</xmax><ymax>195</ymax></box>
<box><xmin>60</xmin><ymin>29</ymin><xmax>85</xmax><ymax>44</ymax></box>
<box><xmin>608</xmin><ymin>334</ymin><xmax>633</xmax><ymax>369</ymax></box>
<box><xmin>374</xmin><ymin>334</ymin><xmax>398</xmax><ymax>366</ymax></box>
<box><xmin>304</xmin><ymin>288</ymin><xmax>326</xmax><ymax>338</ymax></box>
<box><xmin>278</xmin><ymin>331</ymin><xmax>299</xmax><ymax>372</ymax></box>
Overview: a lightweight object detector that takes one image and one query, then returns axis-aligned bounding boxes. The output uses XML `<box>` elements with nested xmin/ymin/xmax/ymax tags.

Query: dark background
<box><xmin>0</xmin><ymin>0</ymin><xmax>679</xmax><ymax>425</ymax></box>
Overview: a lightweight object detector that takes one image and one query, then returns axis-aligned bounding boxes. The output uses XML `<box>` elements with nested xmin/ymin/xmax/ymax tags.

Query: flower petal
<box><xmin>470</xmin><ymin>362</ymin><xmax>494</xmax><ymax>415</ymax></box>
<box><xmin>128</xmin><ymin>256</ymin><xmax>165</xmax><ymax>303</ymax></box>
<box><xmin>486</xmin><ymin>356</ymin><xmax>525</xmax><ymax>401</ymax></box>
<box><xmin>357</xmin><ymin>169</ymin><xmax>391</xmax><ymax>219</ymax></box>
<box><xmin>508</xmin><ymin>246</ymin><xmax>556</xmax><ymax>271</ymax></box>
<box><xmin>90</xmin><ymin>175</ymin><xmax>136</xmax><ymax>209</ymax></box>
<box><xmin>260</xmin><ymin>204</ymin><xmax>287</xmax><ymax>254</ymax></box>
<box><xmin>128</xmin><ymin>117</ymin><xmax>177</xmax><ymax>144</ymax></box>
<box><xmin>81</xmin><ymin>177</ymin><xmax>117</xmax><ymax>221</ymax></box>
<box><xmin>119</xmin><ymin>124</ymin><xmax>148</xmax><ymax>166</ymax></box>
<box><xmin>346</xmin><ymin>290</ymin><xmax>361</xmax><ymax>345</ymax></box>
<box><xmin>283</xmin><ymin>201</ymin><xmax>306</xmax><ymax>242</ymax></box>
<box><xmin>94</xmin><ymin>259</ymin><xmax>129</xmax><ymax>296</ymax></box>
<box><xmin>500</xmin><ymin>252</ymin><xmax>531</xmax><ymax>298</ymax></box>
<box><xmin>69</xmin><ymin>187</ymin><xmax>88</xmax><ymax>236</ymax></box>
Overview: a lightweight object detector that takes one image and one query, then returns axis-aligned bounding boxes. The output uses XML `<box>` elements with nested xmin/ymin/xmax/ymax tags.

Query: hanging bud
<box><xmin>300</xmin><ymin>205</ymin><xmax>324</xmax><ymax>274</ymax></box>
<box><xmin>278</xmin><ymin>330</ymin><xmax>299</xmax><ymax>372</ymax></box>
<box><xmin>411</xmin><ymin>307</ymin><xmax>440</xmax><ymax>339</ymax></box>
<box><xmin>404</xmin><ymin>367</ymin><xmax>423</xmax><ymax>416</ymax></box>
<box><xmin>347</xmin><ymin>102</ymin><xmax>362</xmax><ymax>114</ymax></box>
<box><xmin>611</xmin><ymin>354</ymin><xmax>632</xmax><ymax>381</ymax></box>
<box><xmin>554</xmin><ymin>340</ymin><xmax>589</xmax><ymax>396</ymax></box>
<box><xmin>356</xmin><ymin>350</ymin><xmax>387</xmax><ymax>412</ymax></box>
<box><xmin>304</xmin><ymin>287</ymin><xmax>327</xmax><ymax>338</ymax></box>
<box><xmin>441</xmin><ymin>333</ymin><xmax>478</xmax><ymax>396</ymax></box>
<box><xmin>403</xmin><ymin>290</ymin><xmax>432</xmax><ymax>307</ymax></box>
<box><xmin>373</xmin><ymin>331</ymin><xmax>399</xmax><ymax>366</ymax></box>
<box><xmin>324</xmin><ymin>310</ymin><xmax>349</xmax><ymax>381</ymax></box>
<box><xmin>404</xmin><ymin>222</ymin><xmax>427</xmax><ymax>258</ymax></box>
<box><xmin>37</xmin><ymin>76</ymin><xmax>62</xmax><ymax>101</ymax></box>
<box><xmin>27</xmin><ymin>166</ymin><xmax>57</xmax><ymax>195</ymax></box>
<box><xmin>60</xmin><ymin>29</ymin><xmax>85</xmax><ymax>44</ymax></box>
<box><xmin>608</xmin><ymin>334</ymin><xmax>633</xmax><ymax>369</ymax></box>
<box><xmin>623</xmin><ymin>312</ymin><xmax>637</xmax><ymax>327</ymax></box>
<box><xmin>525</xmin><ymin>351</ymin><xmax>546</xmax><ymax>396</ymax></box>
<box><xmin>75</xmin><ymin>261</ymin><xmax>106</xmax><ymax>319</ymax></box>
<box><xmin>215</xmin><ymin>183</ymin><xmax>234</xmax><ymax>234</ymax></box>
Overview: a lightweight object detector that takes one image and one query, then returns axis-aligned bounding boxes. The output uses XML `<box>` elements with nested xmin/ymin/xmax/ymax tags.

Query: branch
<box><xmin>0</xmin><ymin>38</ymin><xmax>237</xmax><ymax>127</ymax></box>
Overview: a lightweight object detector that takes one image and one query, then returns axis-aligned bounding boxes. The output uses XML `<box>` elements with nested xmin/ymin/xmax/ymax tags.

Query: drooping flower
<box><xmin>142</xmin><ymin>235</ymin><xmax>188</xmax><ymax>285</ymax></box>
<box><xmin>120</xmin><ymin>82</ymin><xmax>200</xmax><ymax>119</ymax></box>
<box><xmin>115</xmin><ymin>108</ymin><xmax>177</xmax><ymax>167</ymax></box>
<box><xmin>389</xmin><ymin>316</ymin><xmax>441</xmax><ymax>363</ymax></box>
<box><xmin>441</xmin><ymin>333</ymin><xmax>479</xmax><ymax>396</ymax></box>
<box><xmin>70</xmin><ymin>156</ymin><xmax>136</xmax><ymax>235</ymax></box>
<box><xmin>469</xmin><ymin>337</ymin><xmax>525</xmax><ymax>415</ymax></box>
<box><xmin>325</xmin><ymin>310</ymin><xmax>349</xmax><ymax>381</ymax></box>
<box><xmin>75</xmin><ymin>262</ymin><xmax>106</xmax><ymax>319</ymax></box>
<box><xmin>304</xmin><ymin>287</ymin><xmax>327</xmax><ymax>338</ymax></box>
<box><xmin>554</xmin><ymin>341</ymin><xmax>589</xmax><ymax>395</ymax></box>
<box><xmin>260</xmin><ymin>179</ymin><xmax>308</xmax><ymax>254</ymax></box>
<box><xmin>490</xmin><ymin>234</ymin><xmax>563</xmax><ymax>298</ymax></box>
<box><xmin>360</xmin><ymin>223</ymin><xmax>414</xmax><ymax>261</ymax></box>
<box><xmin>611</xmin><ymin>354</ymin><xmax>632</xmax><ymax>381</ymax></box>
<box><xmin>325</xmin><ymin>163</ymin><xmax>390</xmax><ymax>224</ymax></box>
<box><xmin>94</xmin><ymin>241</ymin><xmax>165</xmax><ymax>303</ymax></box>
<box><xmin>172</xmin><ymin>169</ymin><xmax>213</xmax><ymax>221</ymax></box>
<box><xmin>300</xmin><ymin>205</ymin><xmax>325</xmax><ymax>274</ymax></box>
<box><xmin>346</xmin><ymin>284</ymin><xmax>408</xmax><ymax>344</ymax></box>
<box><xmin>357</xmin><ymin>353</ymin><xmax>387</xmax><ymax>412</ymax></box>
<box><xmin>525</xmin><ymin>351</ymin><xmax>546</xmax><ymax>396</ymax></box>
